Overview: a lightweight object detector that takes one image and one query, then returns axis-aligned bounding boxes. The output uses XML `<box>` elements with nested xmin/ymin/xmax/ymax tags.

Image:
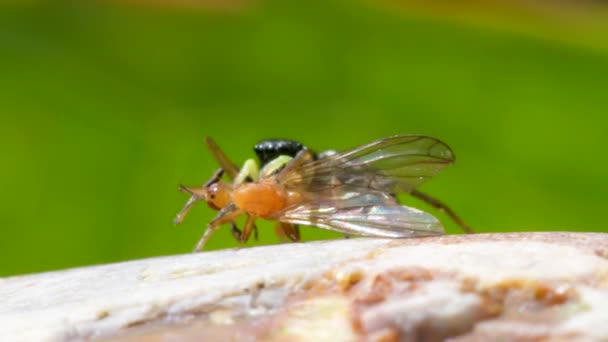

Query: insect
<box><xmin>176</xmin><ymin>135</ymin><xmax>473</xmax><ymax>252</ymax></box>
<box><xmin>175</xmin><ymin>138</ymin><xmax>313</xmax><ymax>243</ymax></box>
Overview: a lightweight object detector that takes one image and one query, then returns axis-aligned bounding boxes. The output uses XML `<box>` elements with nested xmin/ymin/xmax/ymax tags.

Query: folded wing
<box><xmin>278</xmin><ymin>135</ymin><xmax>454</xmax><ymax>194</ymax></box>
<box><xmin>279</xmin><ymin>191</ymin><xmax>444</xmax><ymax>237</ymax></box>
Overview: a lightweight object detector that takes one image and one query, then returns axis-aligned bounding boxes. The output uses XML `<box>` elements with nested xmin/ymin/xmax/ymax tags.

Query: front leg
<box><xmin>175</xmin><ymin>168</ymin><xmax>225</xmax><ymax>225</ymax></box>
<box><xmin>234</xmin><ymin>159</ymin><xmax>260</xmax><ymax>185</ymax></box>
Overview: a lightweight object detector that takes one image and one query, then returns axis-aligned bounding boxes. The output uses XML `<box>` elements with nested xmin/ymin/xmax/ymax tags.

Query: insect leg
<box><xmin>230</xmin><ymin>220</ymin><xmax>259</xmax><ymax>242</ymax></box>
<box><xmin>174</xmin><ymin>190</ymin><xmax>200</xmax><ymax>225</ymax></box>
<box><xmin>274</xmin><ymin>223</ymin><xmax>288</xmax><ymax>242</ymax></box>
<box><xmin>234</xmin><ymin>159</ymin><xmax>260</xmax><ymax>185</ymax></box>
<box><xmin>194</xmin><ymin>203</ymin><xmax>244</xmax><ymax>252</ymax></box>
<box><xmin>194</xmin><ymin>226</ymin><xmax>215</xmax><ymax>252</ymax></box>
<box><xmin>274</xmin><ymin>222</ymin><xmax>300</xmax><ymax>242</ymax></box>
<box><xmin>230</xmin><ymin>222</ymin><xmax>242</xmax><ymax>241</ymax></box>
<box><xmin>239</xmin><ymin>215</ymin><xmax>257</xmax><ymax>243</ymax></box>
<box><xmin>276</xmin><ymin>148</ymin><xmax>316</xmax><ymax>180</ymax></box>
<box><xmin>285</xmin><ymin>223</ymin><xmax>300</xmax><ymax>241</ymax></box>
<box><xmin>293</xmin><ymin>224</ymin><xmax>300</xmax><ymax>241</ymax></box>
<box><xmin>253</xmin><ymin>223</ymin><xmax>259</xmax><ymax>241</ymax></box>
<box><xmin>410</xmin><ymin>189</ymin><xmax>474</xmax><ymax>234</ymax></box>
<box><xmin>259</xmin><ymin>155</ymin><xmax>293</xmax><ymax>178</ymax></box>
<box><xmin>205</xmin><ymin>137</ymin><xmax>240</xmax><ymax>179</ymax></box>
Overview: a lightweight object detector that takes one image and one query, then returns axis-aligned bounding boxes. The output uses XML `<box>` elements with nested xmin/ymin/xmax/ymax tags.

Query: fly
<box><xmin>175</xmin><ymin>135</ymin><xmax>473</xmax><ymax>252</ymax></box>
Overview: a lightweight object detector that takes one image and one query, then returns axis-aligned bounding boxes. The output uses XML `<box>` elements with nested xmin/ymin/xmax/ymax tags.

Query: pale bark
<box><xmin>1</xmin><ymin>233</ymin><xmax>607</xmax><ymax>341</ymax></box>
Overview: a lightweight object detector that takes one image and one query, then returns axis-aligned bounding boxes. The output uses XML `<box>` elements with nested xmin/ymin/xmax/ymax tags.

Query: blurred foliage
<box><xmin>1</xmin><ymin>0</ymin><xmax>608</xmax><ymax>276</ymax></box>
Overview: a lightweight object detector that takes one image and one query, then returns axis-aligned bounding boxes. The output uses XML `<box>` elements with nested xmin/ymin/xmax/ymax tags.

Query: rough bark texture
<box><xmin>1</xmin><ymin>233</ymin><xmax>608</xmax><ymax>341</ymax></box>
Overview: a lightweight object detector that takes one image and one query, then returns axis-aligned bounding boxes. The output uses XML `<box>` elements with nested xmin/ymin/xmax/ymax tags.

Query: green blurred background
<box><xmin>1</xmin><ymin>0</ymin><xmax>607</xmax><ymax>277</ymax></box>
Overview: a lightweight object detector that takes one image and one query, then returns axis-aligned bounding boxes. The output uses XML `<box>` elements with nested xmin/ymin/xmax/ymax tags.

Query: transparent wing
<box><xmin>278</xmin><ymin>191</ymin><xmax>444</xmax><ymax>237</ymax></box>
<box><xmin>278</xmin><ymin>135</ymin><xmax>454</xmax><ymax>194</ymax></box>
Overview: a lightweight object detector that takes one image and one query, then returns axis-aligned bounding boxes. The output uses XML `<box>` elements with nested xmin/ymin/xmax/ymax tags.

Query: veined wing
<box><xmin>278</xmin><ymin>191</ymin><xmax>444</xmax><ymax>237</ymax></box>
<box><xmin>278</xmin><ymin>135</ymin><xmax>454</xmax><ymax>194</ymax></box>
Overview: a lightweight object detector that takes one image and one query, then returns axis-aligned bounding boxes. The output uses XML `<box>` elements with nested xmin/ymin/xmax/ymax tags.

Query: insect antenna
<box><xmin>178</xmin><ymin>184</ymin><xmax>194</xmax><ymax>195</ymax></box>
<box><xmin>203</xmin><ymin>168</ymin><xmax>224</xmax><ymax>187</ymax></box>
<box><xmin>175</xmin><ymin>168</ymin><xmax>226</xmax><ymax>225</ymax></box>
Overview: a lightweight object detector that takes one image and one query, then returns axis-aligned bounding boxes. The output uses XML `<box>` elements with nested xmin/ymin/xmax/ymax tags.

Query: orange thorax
<box><xmin>232</xmin><ymin>181</ymin><xmax>287</xmax><ymax>218</ymax></box>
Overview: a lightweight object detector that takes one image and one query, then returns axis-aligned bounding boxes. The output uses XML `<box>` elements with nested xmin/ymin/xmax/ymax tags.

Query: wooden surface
<box><xmin>1</xmin><ymin>233</ymin><xmax>608</xmax><ymax>341</ymax></box>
